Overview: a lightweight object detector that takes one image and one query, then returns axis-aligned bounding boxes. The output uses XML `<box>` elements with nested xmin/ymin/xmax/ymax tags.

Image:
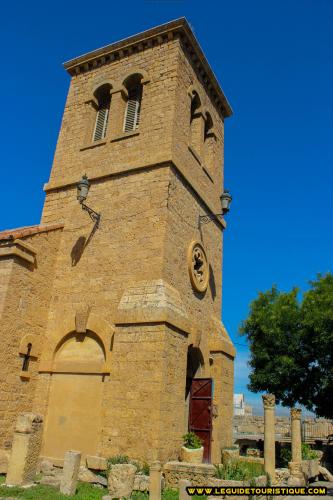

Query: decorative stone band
<box><xmin>291</xmin><ymin>408</ymin><xmax>302</xmax><ymax>420</ymax></box>
<box><xmin>43</xmin><ymin>163</ymin><xmax>226</xmax><ymax>231</ymax></box>
<box><xmin>0</xmin><ymin>239</ymin><xmax>36</xmax><ymax>265</ymax></box>
<box><xmin>115</xmin><ymin>280</ymin><xmax>236</xmax><ymax>358</ymax></box>
<box><xmin>262</xmin><ymin>393</ymin><xmax>276</xmax><ymax>408</ymax></box>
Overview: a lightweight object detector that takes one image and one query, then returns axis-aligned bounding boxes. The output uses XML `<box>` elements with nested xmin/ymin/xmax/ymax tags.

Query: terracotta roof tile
<box><xmin>0</xmin><ymin>223</ymin><xmax>64</xmax><ymax>241</ymax></box>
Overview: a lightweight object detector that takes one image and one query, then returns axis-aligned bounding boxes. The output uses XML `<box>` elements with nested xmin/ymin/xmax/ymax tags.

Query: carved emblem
<box><xmin>187</xmin><ymin>241</ymin><xmax>209</xmax><ymax>293</ymax></box>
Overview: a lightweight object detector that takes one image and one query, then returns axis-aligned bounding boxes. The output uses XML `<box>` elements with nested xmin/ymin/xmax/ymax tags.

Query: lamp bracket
<box><xmin>81</xmin><ymin>202</ymin><xmax>101</xmax><ymax>228</ymax></box>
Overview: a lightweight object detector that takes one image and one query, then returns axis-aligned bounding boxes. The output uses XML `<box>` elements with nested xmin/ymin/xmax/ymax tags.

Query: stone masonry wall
<box><xmin>0</xmin><ymin>230</ymin><xmax>62</xmax><ymax>450</ymax></box>
<box><xmin>0</xmin><ymin>259</ymin><xmax>13</xmax><ymax>317</ymax></box>
<box><xmin>40</xmin><ymin>167</ymin><xmax>170</xmax><ymax>335</ymax></box>
<box><xmin>101</xmin><ymin>323</ymin><xmax>188</xmax><ymax>463</ymax></box>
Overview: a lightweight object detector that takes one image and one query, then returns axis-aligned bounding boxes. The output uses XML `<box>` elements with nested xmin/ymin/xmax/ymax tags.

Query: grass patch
<box><xmin>0</xmin><ymin>481</ymin><xmax>106</xmax><ymax>500</ymax></box>
<box><xmin>0</xmin><ymin>481</ymin><xmax>206</xmax><ymax>499</ymax></box>
<box><xmin>214</xmin><ymin>460</ymin><xmax>264</xmax><ymax>481</ymax></box>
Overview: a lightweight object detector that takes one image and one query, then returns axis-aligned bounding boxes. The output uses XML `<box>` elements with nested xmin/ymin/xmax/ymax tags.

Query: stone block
<box><xmin>179</xmin><ymin>479</ymin><xmax>192</xmax><ymax>500</ymax></box>
<box><xmin>301</xmin><ymin>459</ymin><xmax>319</xmax><ymax>481</ymax></box>
<box><xmin>221</xmin><ymin>447</ymin><xmax>239</xmax><ymax>464</ymax></box>
<box><xmin>78</xmin><ymin>465</ymin><xmax>107</xmax><ymax>486</ymax></box>
<box><xmin>163</xmin><ymin>461</ymin><xmax>215</xmax><ymax>488</ymax></box>
<box><xmin>86</xmin><ymin>455</ymin><xmax>107</xmax><ymax>470</ymax></box>
<box><xmin>60</xmin><ymin>450</ymin><xmax>81</xmax><ymax>496</ymax></box>
<box><xmin>319</xmin><ymin>465</ymin><xmax>333</xmax><ymax>481</ymax></box>
<box><xmin>108</xmin><ymin>463</ymin><xmax>137</xmax><ymax>498</ymax></box>
<box><xmin>133</xmin><ymin>474</ymin><xmax>150</xmax><ymax>491</ymax></box>
<box><xmin>0</xmin><ymin>450</ymin><xmax>9</xmax><ymax>474</ymax></box>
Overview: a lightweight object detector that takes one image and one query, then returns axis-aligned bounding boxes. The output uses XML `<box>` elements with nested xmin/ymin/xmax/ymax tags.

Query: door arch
<box><xmin>42</xmin><ymin>331</ymin><xmax>106</xmax><ymax>462</ymax></box>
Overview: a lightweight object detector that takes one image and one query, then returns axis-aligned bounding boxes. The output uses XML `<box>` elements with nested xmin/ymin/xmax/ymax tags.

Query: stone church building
<box><xmin>0</xmin><ymin>18</ymin><xmax>235</xmax><ymax>465</ymax></box>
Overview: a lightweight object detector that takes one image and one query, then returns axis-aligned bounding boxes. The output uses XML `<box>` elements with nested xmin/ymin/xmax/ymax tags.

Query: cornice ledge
<box><xmin>0</xmin><ymin>239</ymin><xmax>36</xmax><ymax>265</ymax></box>
<box><xmin>209</xmin><ymin>316</ymin><xmax>236</xmax><ymax>358</ymax></box>
<box><xmin>115</xmin><ymin>278</ymin><xmax>194</xmax><ymax>335</ymax></box>
<box><xmin>43</xmin><ymin>160</ymin><xmax>226</xmax><ymax>230</ymax></box>
<box><xmin>62</xmin><ymin>18</ymin><xmax>232</xmax><ymax>118</ymax></box>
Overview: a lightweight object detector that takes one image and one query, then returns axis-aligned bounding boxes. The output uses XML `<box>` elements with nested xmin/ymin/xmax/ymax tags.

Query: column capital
<box><xmin>290</xmin><ymin>408</ymin><xmax>302</xmax><ymax>420</ymax></box>
<box><xmin>262</xmin><ymin>393</ymin><xmax>275</xmax><ymax>409</ymax></box>
<box><xmin>150</xmin><ymin>460</ymin><xmax>161</xmax><ymax>472</ymax></box>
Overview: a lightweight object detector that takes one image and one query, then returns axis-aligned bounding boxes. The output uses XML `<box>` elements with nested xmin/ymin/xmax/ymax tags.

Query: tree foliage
<box><xmin>240</xmin><ymin>273</ymin><xmax>333</xmax><ymax>418</ymax></box>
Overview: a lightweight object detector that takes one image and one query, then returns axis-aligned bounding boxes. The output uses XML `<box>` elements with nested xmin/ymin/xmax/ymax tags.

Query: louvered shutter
<box><xmin>124</xmin><ymin>85</ymin><xmax>142</xmax><ymax>132</ymax></box>
<box><xmin>93</xmin><ymin>104</ymin><xmax>109</xmax><ymax>142</ymax></box>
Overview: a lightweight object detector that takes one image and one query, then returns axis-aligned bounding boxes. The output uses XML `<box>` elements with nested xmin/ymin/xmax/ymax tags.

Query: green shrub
<box><xmin>131</xmin><ymin>460</ymin><xmax>150</xmax><ymax>476</ymax></box>
<box><xmin>302</xmin><ymin>443</ymin><xmax>319</xmax><ymax>460</ymax></box>
<box><xmin>214</xmin><ymin>460</ymin><xmax>264</xmax><ymax>481</ymax></box>
<box><xmin>280</xmin><ymin>446</ymin><xmax>292</xmax><ymax>467</ymax></box>
<box><xmin>280</xmin><ymin>443</ymin><xmax>319</xmax><ymax>467</ymax></box>
<box><xmin>182</xmin><ymin>432</ymin><xmax>203</xmax><ymax>449</ymax></box>
<box><xmin>107</xmin><ymin>455</ymin><xmax>130</xmax><ymax>465</ymax></box>
<box><xmin>105</xmin><ymin>455</ymin><xmax>150</xmax><ymax>477</ymax></box>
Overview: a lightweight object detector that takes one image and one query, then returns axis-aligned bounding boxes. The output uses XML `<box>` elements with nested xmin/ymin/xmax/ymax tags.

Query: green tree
<box><xmin>240</xmin><ymin>273</ymin><xmax>333</xmax><ymax>418</ymax></box>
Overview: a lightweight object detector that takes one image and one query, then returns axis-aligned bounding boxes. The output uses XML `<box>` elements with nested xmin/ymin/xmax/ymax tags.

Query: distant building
<box><xmin>234</xmin><ymin>394</ymin><xmax>253</xmax><ymax>416</ymax></box>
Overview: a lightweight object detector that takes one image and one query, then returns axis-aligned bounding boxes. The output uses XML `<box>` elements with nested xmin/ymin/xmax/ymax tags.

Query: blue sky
<box><xmin>1</xmin><ymin>0</ymin><xmax>332</xmax><ymax>415</ymax></box>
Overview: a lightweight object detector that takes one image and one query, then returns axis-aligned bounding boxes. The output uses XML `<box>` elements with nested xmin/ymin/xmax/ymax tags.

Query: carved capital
<box><xmin>262</xmin><ymin>393</ymin><xmax>275</xmax><ymax>409</ymax></box>
<box><xmin>150</xmin><ymin>460</ymin><xmax>161</xmax><ymax>471</ymax></box>
<box><xmin>290</xmin><ymin>408</ymin><xmax>302</xmax><ymax>420</ymax></box>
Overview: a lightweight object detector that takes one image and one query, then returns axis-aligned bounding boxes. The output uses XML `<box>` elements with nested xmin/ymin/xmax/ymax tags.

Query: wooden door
<box><xmin>188</xmin><ymin>378</ymin><xmax>213</xmax><ymax>462</ymax></box>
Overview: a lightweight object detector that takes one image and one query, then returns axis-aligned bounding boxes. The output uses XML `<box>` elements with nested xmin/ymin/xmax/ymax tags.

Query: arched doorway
<box><xmin>185</xmin><ymin>345</ymin><xmax>213</xmax><ymax>463</ymax></box>
<box><xmin>42</xmin><ymin>331</ymin><xmax>106</xmax><ymax>462</ymax></box>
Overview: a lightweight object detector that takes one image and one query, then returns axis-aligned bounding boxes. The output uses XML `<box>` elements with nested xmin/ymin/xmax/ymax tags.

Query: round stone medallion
<box><xmin>187</xmin><ymin>240</ymin><xmax>209</xmax><ymax>293</ymax></box>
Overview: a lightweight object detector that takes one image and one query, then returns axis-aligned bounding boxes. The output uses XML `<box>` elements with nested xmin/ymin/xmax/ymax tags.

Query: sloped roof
<box><xmin>0</xmin><ymin>223</ymin><xmax>64</xmax><ymax>241</ymax></box>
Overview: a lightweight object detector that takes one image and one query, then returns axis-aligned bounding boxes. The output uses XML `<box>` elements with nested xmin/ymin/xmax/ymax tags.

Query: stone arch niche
<box><xmin>42</xmin><ymin>330</ymin><xmax>106</xmax><ymax>463</ymax></box>
<box><xmin>184</xmin><ymin>344</ymin><xmax>205</xmax><ymax>432</ymax></box>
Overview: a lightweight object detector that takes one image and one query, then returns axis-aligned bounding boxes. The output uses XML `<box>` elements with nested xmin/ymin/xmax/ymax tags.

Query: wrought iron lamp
<box><xmin>77</xmin><ymin>174</ymin><xmax>101</xmax><ymax>227</ymax></box>
<box><xmin>198</xmin><ymin>189</ymin><xmax>232</xmax><ymax>227</ymax></box>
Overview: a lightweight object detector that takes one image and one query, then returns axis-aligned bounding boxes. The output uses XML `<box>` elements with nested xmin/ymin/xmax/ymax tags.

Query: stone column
<box><xmin>108</xmin><ymin>87</ymin><xmax>127</xmax><ymax>138</ymax></box>
<box><xmin>288</xmin><ymin>408</ymin><xmax>304</xmax><ymax>486</ymax></box>
<box><xmin>60</xmin><ymin>450</ymin><xmax>81</xmax><ymax>495</ymax></box>
<box><xmin>6</xmin><ymin>413</ymin><xmax>43</xmax><ymax>486</ymax></box>
<box><xmin>149</xmin><ymin>460</ymin><xmax>162</xmax><ymax>500</ymax></box>
<box><xmin>291</xmin><ymin>408</ymin><xmax>302</xmax><ymax>463</ymax></box>
<box><xmin>262</xmin><ymin>393</ymin><xmax>276</xmax><ymax>483</ymax></box>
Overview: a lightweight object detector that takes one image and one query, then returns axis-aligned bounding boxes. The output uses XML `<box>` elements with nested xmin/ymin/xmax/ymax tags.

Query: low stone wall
<box><xmin>163</xmin><ymin>461</ymin><xmax>215</xmax><ymax>488</ymax></box>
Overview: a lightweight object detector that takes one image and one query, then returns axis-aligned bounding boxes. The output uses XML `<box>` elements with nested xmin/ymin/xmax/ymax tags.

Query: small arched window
<box><xmin>92</xmin><ymin>84</ymin><xmax>111</xmax><ymax>142</ymax></box>
<box><xmin>189</xmin><ymin>91</ymin><xmax>203</xmax><ymax>155</ymax></box>
<box><xmin>22</xmin><ymin>343</ymin><xmax>32</xmax><ymax>372</ymax></box>
<box><xmin>203</xmin><ymin>112</ymin><xmax>216</xmax><ymax>177</ymax></box>
<box><xmin>123</xmin><ymin>75</ymin><xmax>143</xmax><ymax>133</ymax></box>
<box><xmin>204</xmin><ymin>113</ymin><xmax>213</xmax><ymax>140</ymax></box>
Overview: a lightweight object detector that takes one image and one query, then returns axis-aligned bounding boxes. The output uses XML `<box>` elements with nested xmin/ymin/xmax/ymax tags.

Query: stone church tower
<box><xmin>0</xmin><ymin>18</ymin><xmax>235</xmax><ymax>465</ymax></box>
